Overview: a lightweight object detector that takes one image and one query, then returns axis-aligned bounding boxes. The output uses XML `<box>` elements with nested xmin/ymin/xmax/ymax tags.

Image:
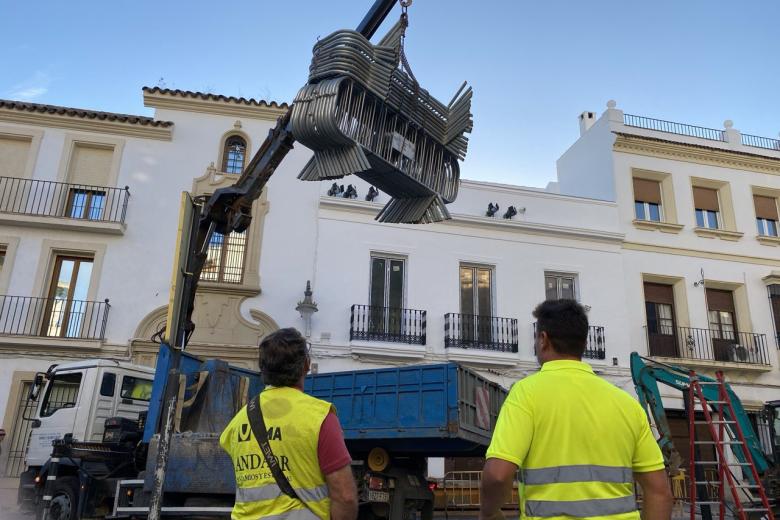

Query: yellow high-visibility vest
<box><xmin>220</xmin><ymin>386</ymin><xmax>333</xmax><ymax>520</ymax></box>
<box><xmin>487</xmin><ymin>360</ymin><xmax>665</xmax><ymax>520</ymax></box>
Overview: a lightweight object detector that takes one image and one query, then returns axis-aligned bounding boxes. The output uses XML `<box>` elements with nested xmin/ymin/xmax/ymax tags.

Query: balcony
<box><xmin>444</xmin><ymin>314</ymin><xmax>518</xmax><ymax>353</ymax></box>
<box><xmin>0</xmin><ymin>177</ymin><xmax>130</xmax><ymax>234</ymax></box>
<box><xmin>532</xmin><ymin>323</ymin><xmax>606</xmax><ymax>360</ymax></box>
<box><xmin>0</xmin><ymin>295</ymin><xmax>110</xmax><ymax>341</ymax></box>
<box><xmin>349</xmin><ymin>304</ymin><xmax>426</xmax><ymax>345</ymax></box>
<box><xmin>645</xmin><ymin>326</ymin><xmax>770</xmax><ymax>367</ymax></box>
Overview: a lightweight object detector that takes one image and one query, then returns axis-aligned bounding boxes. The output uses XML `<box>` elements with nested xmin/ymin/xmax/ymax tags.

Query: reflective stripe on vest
<box><xmin>525</xmin><ymin>495</ymin><xmax>637</xmax><ymax>518</ymax></box>
<box><xmin>262</xmin><ymin>508</ymin><xmax>322</xmax><ymax>520</ymax></box>
<box><xmin>235</xmin><ymin>483</ymin><xmax>330</xmax><ymax>503</ymax></box>
<box><xmin>523</xmin><ymin>465</ymin><xmax>633</xmax><ymax>485</ymax></box>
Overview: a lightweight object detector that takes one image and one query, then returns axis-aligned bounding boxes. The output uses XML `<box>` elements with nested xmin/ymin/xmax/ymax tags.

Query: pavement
<box><xmin>0</xmin><ymin>486</ymin><xmax>31</xmax><ymax>520</ymax></box>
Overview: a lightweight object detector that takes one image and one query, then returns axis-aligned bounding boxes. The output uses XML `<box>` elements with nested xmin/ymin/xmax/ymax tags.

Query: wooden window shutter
<box><xmin>68</xmin><ymin>143</ymin><xmax>113</xmax><ymax>186</ymax></box>
<box><xmin>644</xmin><ymin>282</ymin><xmax>675</xmax><ymax>304</ymax></box>
<box><xmin>754</xmin><ymin>195</ymin><xmax>779</xmax><ymax>220</ymax></box>
<box><xmin>706</xmin><ymin>288</ymin><xmax>736</xmax><ymax>313</ymax></box>
<box><xmin>693</xmin><ymin>187</ymin><xmax>719</xmax><ymax>212</ymax></box>
<box><xmin>0</xmin><ymin>136</ymin><xmax>32</xmax><ymax>178</ymax></box>
<box><xmin>633</xmin><ymin>178</ymin><xmax>662</xmax><ymax>204</ymax></box>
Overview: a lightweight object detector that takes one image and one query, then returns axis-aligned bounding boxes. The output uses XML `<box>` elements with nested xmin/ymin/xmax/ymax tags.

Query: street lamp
<box><xmin>295</xmin><ymin>281</ymin><xmax>318</xmax><ymax>338</ymax></box>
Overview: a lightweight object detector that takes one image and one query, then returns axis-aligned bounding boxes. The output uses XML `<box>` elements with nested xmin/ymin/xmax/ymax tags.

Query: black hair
<box><xmin>533</xmin><ymin>299</ymin><xmax>588</xmax><ymax>358</ymax></box>
<box><xmin>259</xmin><ymin>327</ymin><xmax>308</xmax><ymax>387</ymax></box>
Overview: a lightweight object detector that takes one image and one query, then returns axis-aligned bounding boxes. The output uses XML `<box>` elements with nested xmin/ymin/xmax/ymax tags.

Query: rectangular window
<box><xmin>67</xmin><ymin>143</ymin><xmax>113</xmax><ymax>187</ymax></box>
<box><xmin>754</xmin><ymin>195</ymin><xmax>779</xmax><ymax>237</ymax></box>
<box><xmin>120</xmin><ymin>376</ymin><xmax>153</xmax><ymax>401</ymax></box>
<box><xmin>545</xmin><ymin>272</ymin><xmax>577</xmax><ymax>301</ymax></box>
<box><xmin>369</xmin><ymin>255</ymin><xmax>406</xmax><ymax>336</ymax></box>
<box><xmin>67</xmin><ymin>189</ymin><xmax>106</xmax><ymax>220</ymax></box>
<box><xmin>769</xmin><ymin>285</ymin><xmax>780</xmax><ymax>348</ymax></box>
<box><xmin>633</xmin><ymin>178</ymin><xmax>663</xmax><ymax>222</ymax></box>
<box><xmin>100</xmin><ymin>373</ymin><xmax>116</xmax><ymax>397</ymax></box>
<box><xmin>693</xmin><ymin>187</ymin><xmax>720</xmax><ymax>229</ymax></box>
<box><xmin>644</xmin><ymin>282</ymin><xmax>678</xmax><ymax>357</ymax></box>
<box><xmin>460</xmin><ymin>264</ymin><xmax>494</xmax><ymax>344</ymax></box>
<box><xmin>40</xmin><ymin>372</ymin><xmax>82</xmax><ymax>417</ymax></box>
<box><xmin>706</xmin><ymin>288</ymin><xmax>738</xmax><ymax>361</ymax></box>
<box><xmin>200</xmin><ymin>230</ymin><xmax>247</xmax><ymax>284</ymax></box>
<box><xmin>43</xmin><ymin>256</ymin><xmax>94</xmax><ymax>338</ymax></box>
<box><xmin>0</xmin><ymin>135</ymin><xmax>32</xmax><ymax>179</ymax></box>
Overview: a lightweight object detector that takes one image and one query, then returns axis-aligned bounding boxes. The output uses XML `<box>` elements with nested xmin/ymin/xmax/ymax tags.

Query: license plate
<box><xmin>367</xmin><ymin>490</ymin><xmax>390</xmax><ymax>503</ymax></box>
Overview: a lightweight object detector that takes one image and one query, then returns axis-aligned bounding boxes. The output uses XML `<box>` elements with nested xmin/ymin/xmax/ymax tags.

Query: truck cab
<box><xmin>19</xmin><ymin>360</ymin><xmax>154</xmax><ymax>516</ymax></box>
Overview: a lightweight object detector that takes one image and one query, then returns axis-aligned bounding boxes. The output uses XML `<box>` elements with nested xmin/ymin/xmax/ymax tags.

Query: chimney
<box><xmin>579</xmin><ymin>111</ymin><xmax>596</xmax><ymax>135</ymax></box>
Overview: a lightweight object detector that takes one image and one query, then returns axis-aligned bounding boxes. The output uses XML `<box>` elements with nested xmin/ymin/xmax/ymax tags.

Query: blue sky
<box><xmin>2</xmin><ymin>0</ymin><xmax>779</xmax><ymax>187</ymax></box>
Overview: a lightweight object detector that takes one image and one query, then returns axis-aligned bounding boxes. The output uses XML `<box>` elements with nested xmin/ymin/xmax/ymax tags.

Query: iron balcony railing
<box><xmin>532</xmin><ymin>323</ymin><xmax>606</xmax><ymax>360</ymax></box>
<box><xmin>0</xmin><ymin>295</ymin><xmax>110</xmax><ymax>340</ymax></box>
<box><xmin>0</xmin><ymin>177</ymin><xmax>130</xmax><ymax>224</ymax></box>
<box><xmin>350</xmin><ymin>304</ymin><xmax>426</xmax><ymax>345</ymax></box>
<box><xmin>742</xmin><ymin>133</ymin><xmax>780</xmax><ymax>151</ymax></box>
<box><xmin>645</xmin><ymin>326</ymin><xmax>770</xmax><ymax>366</ymax></box>
<box><xmin>444</xmin><ymin>313</ymin><xmax>518</xmax><ymax>353</ymax></box>
<box><xmin>623</xmin><ymin>114</ymin><xmax>726</xmax><ymax>142</ymax></box>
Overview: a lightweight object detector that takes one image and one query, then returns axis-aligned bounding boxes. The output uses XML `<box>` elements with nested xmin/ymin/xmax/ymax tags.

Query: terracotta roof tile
<box><xmin>142</xmin><ymin>86</ymin><xmax>289</xmax><ymax>110</ymax></box>
<box><xmin>0</xmin><ymin>98</ymin><xmax>173</xmax><ymax>128</ymax></box>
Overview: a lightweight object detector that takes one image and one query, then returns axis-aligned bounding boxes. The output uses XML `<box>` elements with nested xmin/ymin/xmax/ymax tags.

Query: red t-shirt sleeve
<box><xmin>318</xmin><ymin>411</ymin><xmax>352</xmax><ymax>475</ymax></box>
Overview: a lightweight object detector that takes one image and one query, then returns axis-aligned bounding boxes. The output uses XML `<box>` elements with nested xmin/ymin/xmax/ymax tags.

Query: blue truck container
<box><xmin>119</xmin><ymin>348</ymin><xmax>508</xmax><ymax>519</ymax></box>
<box><xmin>305</xmin><ymin>362</ymin><xmax>508</xmax><ymax>457</ymax></box>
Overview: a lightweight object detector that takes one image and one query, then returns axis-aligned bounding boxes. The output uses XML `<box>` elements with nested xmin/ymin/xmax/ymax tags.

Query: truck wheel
<box><xmin>37</xmin><ymin>476</ymin><xmax>79</xmax><ymax>520</ymax></box>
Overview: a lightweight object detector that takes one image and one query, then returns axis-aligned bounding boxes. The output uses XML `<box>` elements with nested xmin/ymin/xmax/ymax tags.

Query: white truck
<box><xmin>18</xmin><ymin>359</ymin><xmax>154</xmax><ymax>519</ymax></box>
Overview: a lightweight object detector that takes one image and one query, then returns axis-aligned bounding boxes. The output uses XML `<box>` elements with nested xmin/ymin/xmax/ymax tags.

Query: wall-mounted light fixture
<box><xmin>295</xmin><ymin>281</ymin><xmax>318</xmax><ymax>338</ymax></box>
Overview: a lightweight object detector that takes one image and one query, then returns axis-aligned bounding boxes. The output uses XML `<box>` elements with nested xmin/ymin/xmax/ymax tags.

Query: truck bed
<box><xmin>305</xmin><ymin>363</ymin><xmax>507</xmax><ymax>457</ymax></box>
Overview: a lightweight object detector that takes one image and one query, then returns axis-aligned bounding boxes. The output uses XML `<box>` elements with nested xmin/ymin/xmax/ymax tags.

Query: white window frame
<box><xmin>544</xmin><ymin>271</ymin><xmax>579</xmax><ymax>301</ymax></box>
<box><xmin>757</xmin><ymin>217</ymin><xmax>779</xmax><ymax>237</ymax></box>
<box><xmin>635</xmin><ymin>201</ymin><xmax>664</xmax><ymax>222</ymax></box>
<box><xmin>696</xmin><ymin>208</ymin><xmax>721</xmax><ymax>229</ymax></box>
<box><xmin>369</xmin><ymin>253</ymin><xmax>407</xmax><ymax>309</ymax></box>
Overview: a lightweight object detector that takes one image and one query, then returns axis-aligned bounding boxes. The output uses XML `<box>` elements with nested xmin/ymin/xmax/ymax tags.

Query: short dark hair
<box><xmin>533</xmin><ymin>299</ymin><xmax>589</xmax><ymax>358</ymax></box>
<box><xmin>259</xmin><ymin>328</ymin><xmax>308</xmax><ymax>387</ymax></box>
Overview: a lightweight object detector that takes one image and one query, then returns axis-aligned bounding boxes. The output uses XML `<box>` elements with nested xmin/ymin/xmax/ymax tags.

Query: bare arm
<box><xmin>480</xmin><ymin>458</ymin><xmax>518</xmax><ymax>520</ymax></box>
<box><xmin>325</xmin><ymin>464</ymin><xmax>358</xmax><ymax>520</ymax></box>
<box><xmin>634</xmin><ymin>469</ymin><xmax>673</xmax><ymax>520</ymax></box>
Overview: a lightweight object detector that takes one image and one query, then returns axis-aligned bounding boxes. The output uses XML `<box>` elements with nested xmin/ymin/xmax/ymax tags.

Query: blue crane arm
<box><xmin>630</xmin><ymin>352</ymin><xmax>771</xmax><ymax>475</ymax></box>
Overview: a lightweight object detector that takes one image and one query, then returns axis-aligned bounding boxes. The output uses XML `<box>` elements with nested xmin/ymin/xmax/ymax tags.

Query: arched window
<box><xmin>222</xmin><ymin>135</ymin><xmax>247</xmax><ymax>174</ymax></box>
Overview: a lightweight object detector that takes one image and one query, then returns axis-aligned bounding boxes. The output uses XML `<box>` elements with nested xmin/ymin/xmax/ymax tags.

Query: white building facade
<box><xmin>0</xmin><ymin>89</ymin><xmax>778</xmax><ymax>480</ymax></box>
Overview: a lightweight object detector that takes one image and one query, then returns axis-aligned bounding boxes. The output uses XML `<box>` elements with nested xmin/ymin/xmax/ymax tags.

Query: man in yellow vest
<box><xmin>220</xmin><ymin>328</ymin><xmax>358</xmax><ymax>520</ymax></box>
<box><xmin>480</xmin><ymin>300</ymin><xmax>674</xmax><ymax>520</ymax></box>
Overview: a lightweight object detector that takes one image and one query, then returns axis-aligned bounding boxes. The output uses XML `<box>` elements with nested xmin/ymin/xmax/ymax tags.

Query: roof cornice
<box><xmin>143</xmin><ymin>87</ymin><xmax>288</xmax><ymax>121</ymax></box>
<box><xmin>460</xmin><ymin>179</ymin><xmax>616</xmax><ymax>206</ymax></box>
<box><xmin>319</xmin><ymin>197</ymin><xmax>624</xmax><ymax>244</ymax></box>
<box><xmin>614</xmin><ymin>133</ymin><xmax>780</xmax><ymax>175</ymax></box>
<box><xmin>0</xmin><ymin>99</ymin><xmax>173</xmax><ymax>141</ymax></box>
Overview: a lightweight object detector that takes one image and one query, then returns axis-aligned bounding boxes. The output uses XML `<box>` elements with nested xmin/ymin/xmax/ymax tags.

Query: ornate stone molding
<box><xmin>144</xmin><ymin>90</ymin><xmax>286</xmax><ymax>121</ymax></box>
<box><xmin>614</xmin><ymin>133</ymin><xmax>780</xmax><ymax>175</ymax></box>
<box><xmin>692</xmin><ymin>227</ymin><xmax>744</xmax><ymax>241</ymax></box>
<box><xmin>632</xmin><ymin>219</ymin><xmax>684</xmax><ymax>234</ymax></box>
<box><xmin>0</xmin><ymin>108</ymin><xmax>172</xmax><ymax>141</ymax></box>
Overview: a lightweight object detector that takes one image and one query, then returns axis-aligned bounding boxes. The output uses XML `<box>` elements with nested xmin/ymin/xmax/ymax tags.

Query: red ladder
<box><xmin>688</xmin><ymin>370</ymin><xmax>774</xmax><ymax>520</ymax></box>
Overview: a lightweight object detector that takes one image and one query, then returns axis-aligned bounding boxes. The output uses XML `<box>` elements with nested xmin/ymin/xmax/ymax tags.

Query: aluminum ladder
<box><xmin>688</xmin><ymin>370</ymin><xmax>774</xmax><ymax>520</ymax></box>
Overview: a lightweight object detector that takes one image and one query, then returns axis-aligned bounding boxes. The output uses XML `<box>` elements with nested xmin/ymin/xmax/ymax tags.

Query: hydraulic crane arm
<box><xmin>630</xmin><ymin>352</ymin><xmax>771</xmax><ymax>475</ymax></box>
<box><xmin>147</xmin><ymin>4</ymin><xmax>401</xmax><ymax>518</ymax></box>
<box><xmin>166</xmin><ymin>0</ymin><xmax>399</xmax><ymax>351</ymax></box>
